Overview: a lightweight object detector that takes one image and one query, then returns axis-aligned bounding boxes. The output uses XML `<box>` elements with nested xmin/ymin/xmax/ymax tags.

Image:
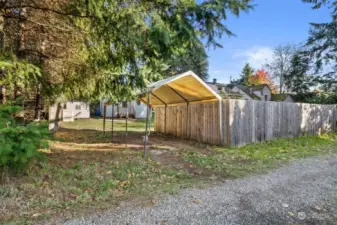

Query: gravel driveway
<box><xmin>60</xmin><ymin>155</ymin><xmax>337</xmax><ymax>225</ymax></box>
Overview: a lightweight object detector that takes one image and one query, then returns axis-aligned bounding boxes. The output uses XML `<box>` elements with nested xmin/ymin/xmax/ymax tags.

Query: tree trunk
<box><xmin>85</xmin><ymin>0</ymin><xmax>89</xmax><ymax>16</ymax></box>
<box><xmin>34</xmin><ymin>89</ymin><xmax>40</xmax><ymax>120</ymax></box>
<box><xmin>13</xmin><ymin>84</ymin><xmax>17</xmax><ymax>100</ymax></box>
<box><xmin>0</xmin><ymin>86</ymin><xmax>5</xmax><ymax>104</ymax></box>
<box><xmin>51</xmin><ymin>102</ymin><xmax>62</xmax><ymax>132</ymax></box>
<box><xmin>2</xmin><ymin>86</ymin><xmax>6</xmax><ymax>104</ymax></box>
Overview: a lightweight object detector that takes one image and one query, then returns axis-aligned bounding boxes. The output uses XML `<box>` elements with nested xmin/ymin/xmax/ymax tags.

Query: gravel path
<box><xmin>61</xmin><ymin>155</ymin><xmax>337</xmax><ymax>225</ymax></box>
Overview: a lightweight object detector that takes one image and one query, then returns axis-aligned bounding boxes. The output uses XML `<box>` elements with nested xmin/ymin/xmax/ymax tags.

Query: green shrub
<box><xmin>0</xmin><ymin>105</ymin><xmax>49</xmax><ymax>169</ymax></box>
<box><xmin>305</xmin><ymin>92</ymin><xmax>337</xmax><ymax>104</ymax></box>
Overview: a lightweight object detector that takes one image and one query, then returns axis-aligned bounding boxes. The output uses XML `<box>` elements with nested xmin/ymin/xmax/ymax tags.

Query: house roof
<box><xmin>206</xmin><ymin>82</ymin><xmax>228</xmax><ymax>87</ymax></box>
<box><xmin>235</xmin><ymin>85</ymin><xmax>261</xmax><ymax>100</ymax></box>
<box><xmin>271</xmin><ymin>94</ymin><xmax>292</xmax><ymax>101</ymax></box>
<box><xmin>250</xmin><ymin>84</ymin><xmax>271</xmax><ymax>91</ymax></box>
<box><xmin>140</xmin><ymin>71</ymin><xmax>221</xmax><ymax>107</ymax></box>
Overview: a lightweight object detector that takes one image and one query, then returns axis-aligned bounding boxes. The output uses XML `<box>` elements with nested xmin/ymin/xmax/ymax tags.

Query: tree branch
<box><xmin>3</xmin><ymin>4</ymin><xmax>93</xmax><ymax>18</ymax></box>
<box><xmin>3</xmin><ymin>14</ymin><xmax>77</xmax><ymax>32</ymax></box>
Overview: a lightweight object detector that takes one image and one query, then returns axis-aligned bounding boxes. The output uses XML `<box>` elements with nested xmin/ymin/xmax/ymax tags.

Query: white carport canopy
<box><xmin>139</xmin><ymin>71</ymin><xmax>223</xmax><ymax>157</ymax></box>
<box><xmin>140</xmin><ymin>71</ymin><xmax>221</xmax><ymax>106</ymax></box>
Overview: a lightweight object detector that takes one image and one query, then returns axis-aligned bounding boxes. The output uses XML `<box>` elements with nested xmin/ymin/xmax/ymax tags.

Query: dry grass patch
<box><xmin>0</xmin><ymin>147</ymin><xmax>195</xmax><ymax>225</ymax></box>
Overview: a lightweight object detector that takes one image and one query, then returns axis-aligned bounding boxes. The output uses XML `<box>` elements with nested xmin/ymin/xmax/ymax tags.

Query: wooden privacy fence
<box><xmin>154</xmin><ymin>101</ymin><xmax>221</xmax><ymax>145</ymax></box>
<box><xmin>154</xmin><ymin>99</ymin><xmax>337</xmax><ymax>147</ymax></box>
<box><xmin>223</xmin><ymin>99</ymin><xmax>337</xmax><ymax>147</ymax></box>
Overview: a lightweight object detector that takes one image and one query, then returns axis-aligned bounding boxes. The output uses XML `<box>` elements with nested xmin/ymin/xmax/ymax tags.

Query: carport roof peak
<box><xmin>141</xmin><ymin>71</ymin><xmax>221</xmax><ymax>107</ymax></box>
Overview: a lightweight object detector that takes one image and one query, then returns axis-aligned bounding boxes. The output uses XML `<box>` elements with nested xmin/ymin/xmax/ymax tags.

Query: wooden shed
<box><xmin>140</xmin><ymin>71</ymin><xmax>223</xmax><ymax>145</ymax></box>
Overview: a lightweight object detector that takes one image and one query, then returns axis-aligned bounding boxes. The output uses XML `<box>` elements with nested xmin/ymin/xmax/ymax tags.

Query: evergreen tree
<box><xmin>166</xmin><ymin>41</ymin><xmax>209</xmax><ymax>81</ymax></box>
<box><xmin>0</xmin><ymin>103</ymin><xmax>49</xmax><ymax>169</ymax></box>
<box><xmin>1</xmin><ymin>0</ymin><xmax>253</xmax><ymax>104</ymax></box>
<box><xmin>230</xmin><ymin>63</ymin><xmax>254</xmax><ymax>86</ymax></box>
<box><xmin>302</xmin><ymin>0</ymin><xmax>337</xmax><ymax>91</ymax></box>
<box><xmin>284</xmin><ymin>53</ymin><xmax>313</xmax><ymax>94</ymax></box>
<box><xmin>241</xmin><ymin>63</ymin><xmax>254</xmax><ymax>85</ymax></box>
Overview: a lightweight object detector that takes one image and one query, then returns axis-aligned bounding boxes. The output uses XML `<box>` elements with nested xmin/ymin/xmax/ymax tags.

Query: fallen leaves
<box><xmin>69</xmin><ymin>193</ymin><xmax>77</xmax><ymax>200</ymax></box>
<box><xmin>32</xmin><ymin>213</ymin><xmax>42</xmax><ymax>218</ymax></box>
<box><xmin>288</xmin><ymin>211</ymin><xmax>295</xmax><ymax>217</ymax></box>
<box><xmin>194</xmin><ymin>199</ymin><xmax>201</xmax><ymax>204</ymax></box>
<box><xmin>43</xmin><ymin>174</ymin><xmax>50</xmax><ymax>182</ymax></box>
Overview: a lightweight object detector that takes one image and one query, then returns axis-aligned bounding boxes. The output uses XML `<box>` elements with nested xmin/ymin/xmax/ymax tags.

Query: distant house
<box><xmin>206</xmin><ymin>79</ymin><xmax>229</xmax><ymax>93</ymax></box>
<box><xmin>49</xmin><ymin>101</ymin><xmax>90</xmax><ymax>122</ymax></box>
<box><xmin>206</xmin><ymin>79</ymin><xmax>242</xmax><ymax>99</ymax></box>
<box><xmin>100</xmin><ymin>100</ymin><xmax>150</xmax><ymax>119</ymax></box>
<box><xmin>232</xmin><ymin>84</ymin><xmax>272</xmax><ymax>101</ymax></box>
<box><xmin>271</xmin><ymin>94</ymin><xmax>294</xmax><ymax>102</ymax></box>
<box><xmin>206</xmin><ymin>79</ymin><xmax>294</xmax><ymax>102</ymax></box>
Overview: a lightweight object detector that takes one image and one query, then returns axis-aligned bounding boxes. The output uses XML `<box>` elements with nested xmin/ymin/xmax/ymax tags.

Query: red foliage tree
<box><xmin>248</xmin><ymin>69</ymin><xmax>277</xmax><ymax>93</ymax></box>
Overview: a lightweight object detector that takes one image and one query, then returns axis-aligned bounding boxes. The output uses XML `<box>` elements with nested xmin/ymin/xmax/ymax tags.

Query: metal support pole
<box><xmin>126</xmin><ymin>102</ymin><xmax>128</xmax><ymax>147</ymax></box>
<box><xmin>112</xmin><ymin>104</ymin><xmax>114</xmax><ymax>142</ymax></box>
<box><xmin>165</xmin><ymin>105</ymin><xmax>167</xmax><ymax>134</ymax></box>
<box><xmin>103</xmin><ymin>105</ymin><xmax>106</xmax><ymax>135</ymax></box>
<box><xmin>143</xmin><ymin>91</ymin><xmax>150</xmax><ymax>158</ymax></box>
<box><xmin>150</xmin><ymin>92</ymin><xmax>167</xmax><ymax>134</ymax></box>
<box><xmin>186</xmin><ymin>102</ymin><xmax>189</xmax><ymax>138</ymax></box>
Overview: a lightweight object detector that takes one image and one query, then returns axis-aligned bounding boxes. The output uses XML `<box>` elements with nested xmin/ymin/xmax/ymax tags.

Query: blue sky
<box><xmin>207</xmin><ymin>0</ymin><xmax>331</xmax><ymax>83</ymax></box>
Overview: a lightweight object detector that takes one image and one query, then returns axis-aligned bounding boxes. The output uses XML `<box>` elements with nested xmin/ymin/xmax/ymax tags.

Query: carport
<box><xmin>140</xmin><ymin>71</ymin><xmax>223</xmax><ymax>156</ymax></box>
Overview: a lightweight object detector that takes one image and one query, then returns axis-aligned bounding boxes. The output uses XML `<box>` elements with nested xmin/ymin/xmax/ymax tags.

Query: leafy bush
<box><xmin>305</xmin><ymin>92</ymin><xmax>337</xmax><ymax>104</ymax></box>
<box><xmin>0</xmin><ymin>105</ymin><xmax>49</xmax><ymax>169</ymax></box>
<box><xmin>291</xmin><ymin>92</ymin><xmax>316</xmax><ymax>103</ymax></box>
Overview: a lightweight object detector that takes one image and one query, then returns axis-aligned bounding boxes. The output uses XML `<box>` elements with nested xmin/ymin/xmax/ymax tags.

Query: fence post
<box><xmin>103</xmin><ymin>105</ymin><xmax>106</xmax><ymax>135</ymax></box>
<box><xmin>221</xmin><ymin>99</ymin><xmax>231</xmax><ymax>147</ymax></box>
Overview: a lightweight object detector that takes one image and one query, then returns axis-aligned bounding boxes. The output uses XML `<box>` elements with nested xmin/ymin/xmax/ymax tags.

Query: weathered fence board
<box><xmin>224</xmin><ymin>99</ymin><xmax>337</xmax><ymax>147</ymax></box>
<box><xmin>154</xmin><ymin>101</ymin><xmax>220</xmax><ymax>145</ymax></box>
<box><xmin>154</xmin><ymin>99</ymin><xmax>337</xmax><ymax>147</ymax></box>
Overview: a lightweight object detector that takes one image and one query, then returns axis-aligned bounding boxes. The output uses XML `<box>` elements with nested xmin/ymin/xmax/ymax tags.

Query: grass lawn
<box><xmin>1</xmin><ymin>118</ymin><xmax>337</xmax><ymax>224</ymax></box>
<box><xmin>59</xmin><ymin>118</ymin><xmax>154</xmax><ymax>132</ymax></box>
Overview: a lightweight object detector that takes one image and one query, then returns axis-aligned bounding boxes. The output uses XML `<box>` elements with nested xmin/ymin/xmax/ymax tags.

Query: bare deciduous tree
<box><xmin>265</xmin><ymin>44</ymin><xmax>297</xmax><ymax>93</ymax></box>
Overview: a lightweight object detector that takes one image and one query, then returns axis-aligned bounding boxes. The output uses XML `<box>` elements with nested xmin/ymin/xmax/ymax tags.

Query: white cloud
<box><xmin>233</xmin><ymin>46</ymin><xmax>273</xmax><ymax>69</ymax></box>
<box><xmin>208</xmin><ymin>46</ymin><xmax>274</xmax><ymax>84</ymax></box>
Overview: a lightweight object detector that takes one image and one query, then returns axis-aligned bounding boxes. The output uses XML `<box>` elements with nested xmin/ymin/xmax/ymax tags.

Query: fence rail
<box><xmin>154</xmin><ymin>99</ymin><xmax>337</xmax><ymax>147</ymax></box>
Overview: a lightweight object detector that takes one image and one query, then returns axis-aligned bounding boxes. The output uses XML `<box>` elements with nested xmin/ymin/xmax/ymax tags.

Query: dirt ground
<box><xmin>51</xmin><ymin>127</ymin><xmax>215</xmax><ymax>176</ymax></box>
<box><xmin>1</xmin><ymin>123</ymin><xmax>215</xmax><ymax>224</ymax></box>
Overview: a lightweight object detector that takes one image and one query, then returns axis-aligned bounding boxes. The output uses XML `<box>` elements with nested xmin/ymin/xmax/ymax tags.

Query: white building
<box><xmin>49</xmin><ymin>101</ymin><xmax>90</xmax><ymax>130</ymax></box>
<box><xmin>232</xmin><ymin>84</ymin><xmax>272</xmax><ymax>101</ymax></box>
<box><xmin>99</xmin><ymin>100</ymin><xmax>150</xmax><ymax>119</ymax></box>
<box><xmin>49</xmin><ymin>101</ymin><xmax>90</xmax><ymax>122</ymax></box>
<box><xmin>232</xmin><ymin>85</ymin><xmax>294</xmax><ymax>102</ymax></box>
